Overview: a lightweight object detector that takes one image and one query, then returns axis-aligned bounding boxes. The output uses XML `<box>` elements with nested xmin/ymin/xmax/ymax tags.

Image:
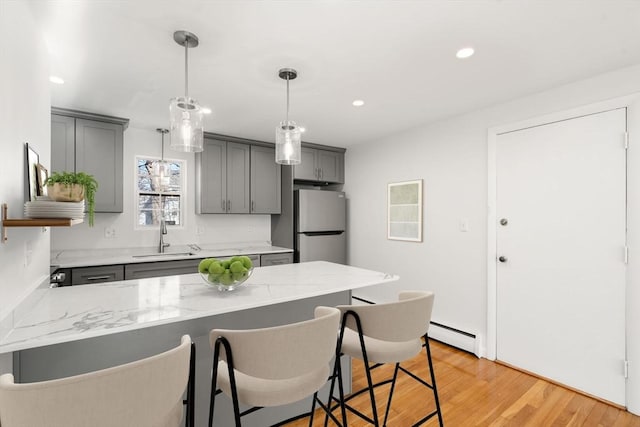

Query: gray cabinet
<box><xmin>124</xmin><ymin>259</ymin><xmax>201</xmax><ymax>280</ymax></box>
<box><xmin>261</xmin><ymin>252</ymin><xmax>293</xmax><ymax>266</ymax></box>
<box><xmin>250</xmin><ymin>145</ymin><xmax>281</xmax><ymax>214</ymax></box>
<box><xmin>196</xmin><ymin>138</ymin><xmax>250</xmax><ymax>214</ymax></box>
<box><xmin>294</xmin><ymin>147</ymin><xmax>344</xmax><ymax>184</ymax></box>
<box><xmin>51</xmin><ymin>109</ymin><xmax>128</xmax><ymax>213</ymax></box>
<box><xmin>71</xmin><ymin>265</ymin><xmax>124</xmax><ymax>285</ymax></box>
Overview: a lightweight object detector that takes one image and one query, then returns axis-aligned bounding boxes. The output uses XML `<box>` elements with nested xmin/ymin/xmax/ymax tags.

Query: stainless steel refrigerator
<box><xmin>294</xmin><ymin>189</ymin><xmax>346</xmax><ymax>264</ymax></box>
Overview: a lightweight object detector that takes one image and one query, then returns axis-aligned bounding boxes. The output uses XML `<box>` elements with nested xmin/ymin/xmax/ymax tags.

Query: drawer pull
<box><xmin>86</xmin><ymin>275</ymin><xmax>111</xmax><ymax>281</ymax></box>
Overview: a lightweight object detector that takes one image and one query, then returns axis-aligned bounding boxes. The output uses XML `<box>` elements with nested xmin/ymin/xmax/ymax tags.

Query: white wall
<box><xmin>344</xmin><ymin>64</ymin><xmax>640</xmax><ymax>410</ymax></box>
<box><xmin>51</xmin><ymin>126</ymin><xmax>271</xmax><ymax>250</ymax></box>
<box><xmin>0</xmin><ymin>1</ymin><xmax>51</xmax><ymax>371</ymax></box>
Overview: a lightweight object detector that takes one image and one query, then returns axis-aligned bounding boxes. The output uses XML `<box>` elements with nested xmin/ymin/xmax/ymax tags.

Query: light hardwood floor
<box><xmin>289</xmin><ymin>340</ymin><xmax>640</xmax><ymax>426</ymax></box>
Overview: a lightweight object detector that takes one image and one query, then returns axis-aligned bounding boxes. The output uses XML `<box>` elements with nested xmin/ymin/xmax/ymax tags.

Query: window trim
<box><xmin>134</xmin><ymin>155</ymin><xmax>186</xmax><ymax>230</ymax></box>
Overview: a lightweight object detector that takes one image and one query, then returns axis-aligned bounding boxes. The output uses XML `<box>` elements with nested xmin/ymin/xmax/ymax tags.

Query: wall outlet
<box><xmin>196</xmin><ymin>225</ymin><xmax>205</xmax><ymax>235</ymax></box>
<box><xmin>104</xmin><ymin>227</ymin><xmax>116</xmax><ymax>238</ymax></box>
<box><xmin>459</xmin><ymin>218</ymin><xmax>469</xmax><ymax>232</ymax></box>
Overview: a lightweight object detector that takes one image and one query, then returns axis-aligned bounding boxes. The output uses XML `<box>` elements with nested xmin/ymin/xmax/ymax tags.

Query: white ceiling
<box><xmin>30</xmin><ymin>1</ymin><xmax>640</xmax><ymax>147</ymax></box>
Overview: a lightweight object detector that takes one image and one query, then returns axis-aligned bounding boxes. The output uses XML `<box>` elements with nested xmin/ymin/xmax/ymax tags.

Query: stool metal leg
<box><xmin>382</xmin><ymin>363</ymin><xmax>400</xmax><ymax>426</ymax></box>
<box><xmin>424</xmin><ymin>335</ymin><xmax>443</xmax><ymax>427</ymax></box>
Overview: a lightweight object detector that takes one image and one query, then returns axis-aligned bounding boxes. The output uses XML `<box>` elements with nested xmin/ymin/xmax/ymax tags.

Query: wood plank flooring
<box><xmin>288</xmin><ymin>340</ymin><xmax>640</xmax><ymax>426</ymax></box>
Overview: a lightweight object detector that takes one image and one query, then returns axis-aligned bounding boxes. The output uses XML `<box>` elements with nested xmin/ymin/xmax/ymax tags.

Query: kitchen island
<box><xmin>0</xmin><ymin>261</ymin><xmax>397</xmax><ymax>426</ymax></box>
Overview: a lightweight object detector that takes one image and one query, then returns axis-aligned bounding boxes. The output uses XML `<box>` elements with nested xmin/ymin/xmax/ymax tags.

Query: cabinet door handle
<box><xmin>222</xmin><ymin>200</ymin><xmax>225</xmax><ymax>211</ymax></box>
<box><xmin>86</xmin><ymin>275</ymin><xmax>111</xmax><ymax>281</ymax></box>
<box><xmin>228</xmin><ymin>200</ymin><xmax>231</xmax><ymax>212</ymax></box>
<box><xmin>319</xmin><ymin>168</ymin><xmax>323</xmax><ymax>180</ymax></box>
<box><xmin>251</xmin><ymin>200</ymin><xmax>255</xmax><ymax>212</ymax></box>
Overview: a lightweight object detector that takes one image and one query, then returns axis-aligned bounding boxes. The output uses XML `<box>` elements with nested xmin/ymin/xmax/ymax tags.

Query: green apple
<box><xmin>208</xmin><ymin>261</ymin><xmax>225</xmax><ymax>275</ymax></box>
<box><xmin>198</xmin><ymin>258</ymin><xmax>213</xmax><ymax>274</ymax></box>
<box><xmin>239</xmin><ymin>256</ymin><xmax>253</xmax><ymax>269</ymax></box>
<box><xmin>219</xmin><ymin>270</ymin><xmax>234</xmax><ymax>286</ymax></box>
<box><xmin>229</xmin><ymin>261</ymin><xmax>245</xmax><ymax>273</ymax></box>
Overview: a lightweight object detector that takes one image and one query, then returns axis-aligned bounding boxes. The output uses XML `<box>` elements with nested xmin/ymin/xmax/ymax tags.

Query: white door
<box><xmin>496</xmin><ymin>108</ymin><xmax>627</xmax><ymax>405</ymax></box>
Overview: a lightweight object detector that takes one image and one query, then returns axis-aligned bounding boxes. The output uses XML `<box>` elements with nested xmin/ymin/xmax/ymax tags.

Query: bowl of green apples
<box><xmin>198</xmin><ymin>256</ymin><xmax>254</xmax><ymax>291</ymax></box>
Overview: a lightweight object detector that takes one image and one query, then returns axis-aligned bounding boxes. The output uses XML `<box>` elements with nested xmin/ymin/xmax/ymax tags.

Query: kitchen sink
<box><xmin>132</xmin><ymin>252</ymin><xmax>196</xmax><ymax>258</ymax></box>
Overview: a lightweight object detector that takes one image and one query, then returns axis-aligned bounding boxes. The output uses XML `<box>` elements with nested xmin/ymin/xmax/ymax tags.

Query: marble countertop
<box><xmin>0</xmin><ymin>261</ymin><xmax>397</xmax><ymax>354</ymax></box>
<box><xmin>51</xmin><ymin>242</ymin><xmax>293</xmax><ymax>268</ymax></box>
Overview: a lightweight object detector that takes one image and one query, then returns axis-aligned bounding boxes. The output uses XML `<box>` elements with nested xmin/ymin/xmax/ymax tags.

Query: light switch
<box><xmin>459</xmin><ymin>218</ymin><xmax>469</xmax><ymax>232</ymax></box>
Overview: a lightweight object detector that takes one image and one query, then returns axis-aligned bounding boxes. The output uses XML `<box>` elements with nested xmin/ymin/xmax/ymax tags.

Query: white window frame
<box><xmin>135</xmin><ymin>156</ymin><xmax>186</xmax><ymax>230</ymax></box>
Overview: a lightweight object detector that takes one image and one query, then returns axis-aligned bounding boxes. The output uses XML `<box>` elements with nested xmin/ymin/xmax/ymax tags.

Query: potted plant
<box><xmin>45</xmin><ymin>171</ymin><xmax>98</xmax><ymax>226</ymax></box>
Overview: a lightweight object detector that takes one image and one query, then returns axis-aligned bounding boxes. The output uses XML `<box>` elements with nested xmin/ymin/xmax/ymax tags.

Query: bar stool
<box><xmin>328</xmin><ymin>291</ymin><xmax>444</xmax><ymax>426</ymax></box>
<box><xmin>0</xmin><ymin>335</ymin><xmax>195</xmax><ymax>427</ymax></box>
<box><xmin>208</xmin><ymin>306</ymin><xmax>344</xmax><ymax>427</ymax></box>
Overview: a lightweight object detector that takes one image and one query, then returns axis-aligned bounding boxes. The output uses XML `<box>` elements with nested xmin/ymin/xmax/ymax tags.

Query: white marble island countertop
<box><xmin>51</xmin><ymin>241</ymin><xmax>293</xmax><ymax>268</ymax></box>
<box><xmin>0</xmin><ymin>261</ymin><xmax>397</xmax><ymax>354</ymax></box>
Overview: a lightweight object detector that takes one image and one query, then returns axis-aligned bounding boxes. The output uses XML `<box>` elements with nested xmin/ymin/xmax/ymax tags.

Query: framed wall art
<box><xmin>387</xmin><ymin>179</ymin><xmax>423</xmax><ymax>242</ymax></box>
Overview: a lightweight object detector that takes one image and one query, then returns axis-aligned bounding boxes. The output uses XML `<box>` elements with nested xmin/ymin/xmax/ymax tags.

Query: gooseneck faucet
<box><xmin>159</xmin><ymin>219</ymin><xmax>170</xmax><ymax>253</ymax></box>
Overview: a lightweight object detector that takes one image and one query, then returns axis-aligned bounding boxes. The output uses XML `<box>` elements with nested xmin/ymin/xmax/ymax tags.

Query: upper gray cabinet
<box><xmin>294</xmin><ymin>146</ymin><xmax>344</xmax><ymax>184</ymax></box>
<box><xmin>51</xmin><ymin>108</ymin><xmax>128</xmax><ymax>213</ymax></box>
<box><xmin>196</xmin><ymin>138</ymin><xmax>250</xmax><ymax>214</ymax></box>
<box><xmin>197</xmin><ymin>138</ymin><xmax>282</xmax><ymax>215</ymax></box>
<box><xmin>250</xmin><ymin>145</ymin><xmax>281</xmax><ymax>214</ymax></box>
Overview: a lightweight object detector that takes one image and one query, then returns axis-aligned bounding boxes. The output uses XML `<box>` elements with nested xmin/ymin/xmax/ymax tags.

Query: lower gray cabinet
<box><xmin>261</xmin><ymin>252</ymin><xmax>293</xmax><ymax>266</ymax></box>
<box><xmin>124</xmin><ymin>259</ymin><xmax>202</xmax><ymax>280</ymax></box>
<box><xmin>71</xmin><ymin>265</ymin><xmax>124</xmax><ymax>285</ymax></box>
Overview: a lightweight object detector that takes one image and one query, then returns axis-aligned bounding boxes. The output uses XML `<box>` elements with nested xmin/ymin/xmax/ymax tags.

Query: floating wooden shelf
<box><xmin>2</xmin><ymin>203</ymin><xmax>83</xmax><ymax>243</ymax></box>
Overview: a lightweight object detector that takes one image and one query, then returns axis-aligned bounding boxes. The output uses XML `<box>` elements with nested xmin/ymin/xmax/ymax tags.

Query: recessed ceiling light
<box><xmin>352</xmin><ymin>100</ymin><xmax>364</xmax><ymax>107</ymax></box>
<box><xmin>201</xmin><ymin>107</ymin><xmax>212</xmax><ymax>114</ymax></box>
<box><xmin>456</xmin><ymin>47</ymin><xmax>475</xmax><ymax>59</ymax></box>
<box><xmin>49</xmin><ymin>75</ymin><xmax>64</xmax><ymax>84</ymax></box>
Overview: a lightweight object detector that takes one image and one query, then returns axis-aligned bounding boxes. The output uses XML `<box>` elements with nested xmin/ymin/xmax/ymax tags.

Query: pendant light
<box><xmin>275</xmin><ymin>68</ymin><xmax>301</xmax><ymax>165</ymax></box>
<box><xmin>169</xmin><ymin>30</ymin><xmax>204</xmax><ymax>152</ymax></box>
<box><xmin>152</xmin><ymin>128</ymin><xmax>171</xmax><ymax>192</ymax></box>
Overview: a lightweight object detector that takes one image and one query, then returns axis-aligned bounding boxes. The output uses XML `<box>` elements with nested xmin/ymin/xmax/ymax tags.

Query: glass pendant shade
<box><xmin>152</xmin><ymin>128</ymin><xmax>172</xmax><ymax>192</ymax></box>
<box><xmin>275</xmin><ymin>120</ymin><xmax>301</xmax><ymax>165</ymax></box>
<box><xmin>152</xmin><ymin>160</ymin><xmax>171</xmax><ymax>191</ymax></box>
<box><xmin>275</xmin><ymin>68</ymin><xmax>301</xmax><ymax>165</ymax></box>
<box><xmin>169</xmin><ymin>96</ymin><xmax>204</xmax><ymax>152</ymax></box>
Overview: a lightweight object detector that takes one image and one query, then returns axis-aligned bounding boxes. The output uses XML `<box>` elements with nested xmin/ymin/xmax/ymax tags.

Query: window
<box><xmin>136</xmin><ymin>157</ymin><xmax>184</xmax><ymax>227</ymax></box>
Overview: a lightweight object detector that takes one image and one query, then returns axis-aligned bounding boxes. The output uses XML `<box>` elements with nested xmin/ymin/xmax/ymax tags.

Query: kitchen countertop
<box><xmin>50</xmin><ymin>242</ymin><xmax>293</xmax><ymax>268</ymax></box>
<box><xmin>0</xmin><ymin>261</ymin><xmax>397</xmax><ymax>354</ymax></box>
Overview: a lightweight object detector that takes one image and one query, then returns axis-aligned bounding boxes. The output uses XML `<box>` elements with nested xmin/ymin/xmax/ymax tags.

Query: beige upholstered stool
<box><xmin>327</xmin><ymin>291</ymin><xmax>444</xmax><ymax>426</ymax></box>
<box><xmin>208</xmin><ymin>306</ymin><xmax>343</xmax><ymax>426</ymax></box>
<box><xmin>0</xmin><ymin>335</ymin><xmax>195</xmax><ymax>427</ymax></box>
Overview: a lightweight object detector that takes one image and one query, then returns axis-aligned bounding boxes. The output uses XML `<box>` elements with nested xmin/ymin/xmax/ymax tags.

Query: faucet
<box><xmin>159</xmin><ymin>219</ymin><xmax>170</xmax><ymax>253</ymax></box>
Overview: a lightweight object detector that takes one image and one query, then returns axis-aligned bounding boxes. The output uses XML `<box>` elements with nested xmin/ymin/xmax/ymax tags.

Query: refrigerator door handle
<box><xmin>301</xmin><ymin>231</ymin><xmax>344</xmax><ymax>236</ymax></box>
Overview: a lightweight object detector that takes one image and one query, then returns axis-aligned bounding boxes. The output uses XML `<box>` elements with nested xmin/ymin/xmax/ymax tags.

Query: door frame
<box><xmin>484</xmin><ymin>93</ymin><xmax>640</xmax><ymax>415</ymax></box>
<box><xmin>486</xmin><ymin>94</ymin><xmax>640</xmax><ymax>412</ymax></box>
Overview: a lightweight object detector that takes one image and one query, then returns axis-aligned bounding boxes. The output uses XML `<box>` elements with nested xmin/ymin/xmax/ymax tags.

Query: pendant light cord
<box><xmin>184</xmin><ymin>37</ymin><xmax>189</xmax><ymax>99</ymax></box>
<box><xmin>286</xmin><ymin>74</ymin><xmax>290</xmax><ymax>123</ymax></box>
<box><xmin>161</xmin><ymin>132</ymin><xmax>165</xmax><ymax>161</ymax></box>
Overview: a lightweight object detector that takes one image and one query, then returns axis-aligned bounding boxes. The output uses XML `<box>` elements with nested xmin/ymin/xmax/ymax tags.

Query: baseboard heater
<box><xmin>429</xmin><ymin>322</ymin><xmax>477</xmax><ymax>355</ymax></box>
<box><xmin>351</xmin><ymin>296</ymin><xmax>478</xmax><ymax>355</ymax></box>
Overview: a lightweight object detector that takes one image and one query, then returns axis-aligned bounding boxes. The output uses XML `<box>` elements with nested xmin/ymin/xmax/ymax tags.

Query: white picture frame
<box><xmin>387</xmin><ymin>179</ymin><xmax>423</xmax><ymax>242</ymax></box>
